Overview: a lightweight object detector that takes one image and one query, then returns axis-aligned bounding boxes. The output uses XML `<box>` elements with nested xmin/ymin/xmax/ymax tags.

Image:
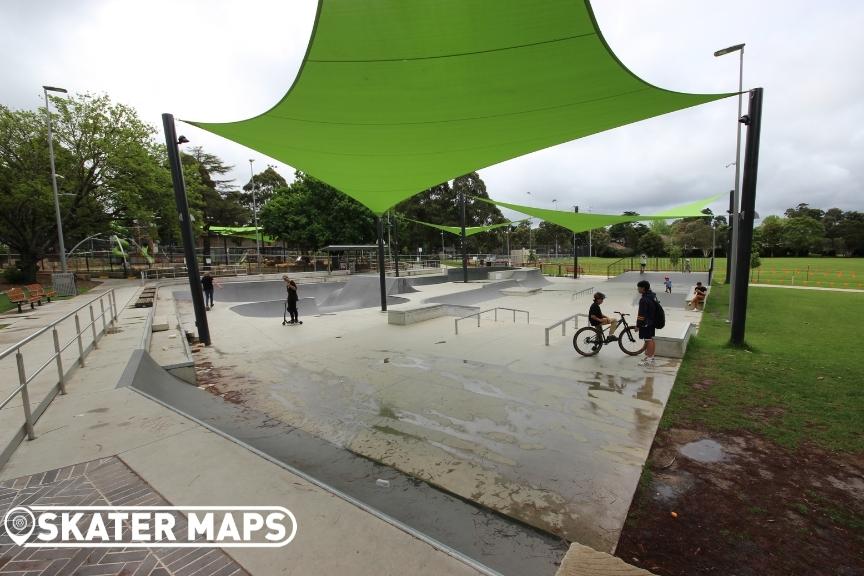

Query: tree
<box><xmin>0</xmin><ymin>94</ymin><xmax>175</xmax><ymax>281</ymax></box>
<box><xmin>181</xmin><ymin>147</ymin><xmax>249</xmax><ymax>258</ymax></box>
<box><xmin>608</xmin><ymin>212</ymin><xmax>648</xmax><ymax>251</ymax></box>
<box><xmin>259</xmin><ymin>172</ymin><xmax>376</xmax><ymax>251</ymax></box>
<box><xmin>784</xmin><ymin>203</ymin><xmax>824</xmax><ymax>221</ymax></box>
<box><xmin>242</xmin><ymin>165</ymin><xmax>288</xmax><ymax>209</ymax></box>
<box><xmin>393</xmin><ymin>172</ymin><xmax>505</xmax><ymax>255</ymax></box>
<box><xmin>637</xmin><ymin>230</ymin><xmax>665</xmax><ymax>256</ymax></box>
<box><xmin>782</xmin><ymin>216</ymin><xmax>824</xmax><ymax>256</ymax></box>
<box><xmin>757</xmin><ymin>215</ymin><xmax>785</xmax><ymax>257</ymax></box>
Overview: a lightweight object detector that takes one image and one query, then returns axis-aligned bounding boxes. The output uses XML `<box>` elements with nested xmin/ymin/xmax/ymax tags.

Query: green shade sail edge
<box><xmin>187</xmin><ymin>0</ymin><xmax>734</xmax><ymax>214</ymax></box>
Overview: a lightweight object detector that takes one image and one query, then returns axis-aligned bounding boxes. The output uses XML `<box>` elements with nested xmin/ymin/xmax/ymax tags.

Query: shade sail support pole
<box><xmin>162</xmin><ymin>113</ymin><xmax>210</xmax><ymax>346</ymax></box>
<box><xmin>731</xmin><ymin>88</ymin><xmax>763</xmax><ymax>347</ymax></box>
<box><xmin>461</xmin><ymin>190</ymin><xmax>468</xmax><ymax>283</ymax></box>
<box><xmin>377</xmin><ymin>216</ymin><xmax>387</xmax><ymax>312</ymax></box>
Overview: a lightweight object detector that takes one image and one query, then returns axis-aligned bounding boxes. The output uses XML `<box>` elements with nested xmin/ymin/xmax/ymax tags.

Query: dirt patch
<box><xmin>193</xmin><ymin>359</ymin><xmax>254</xmax><ymax>405</ymax></box>
<box><xmin>617</xmin><ymin>428</ymin><xmax>864</xmax><ymax>576</ymax></box>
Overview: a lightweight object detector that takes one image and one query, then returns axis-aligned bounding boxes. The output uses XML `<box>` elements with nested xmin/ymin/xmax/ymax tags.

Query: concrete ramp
<box><xmin>320</xmin><ymin>275</ymin><xmax>415</xmax><ymax>311</ymax></box>
<box><xmin>510</xmin><ymin>268</ymin><xmax>552</xmax><ymax>288</ymax></box>
<box><xmin>119</xmin><ymin>350</ymin><xmax>567</xmax><ymax>576</ymax></box>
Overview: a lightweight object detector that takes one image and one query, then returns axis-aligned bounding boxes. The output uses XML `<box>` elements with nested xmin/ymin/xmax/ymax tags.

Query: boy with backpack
<box><xmin>636</xmin><ymin>280</ymin><xmax>664</xmax><ymax>368</ymax></box>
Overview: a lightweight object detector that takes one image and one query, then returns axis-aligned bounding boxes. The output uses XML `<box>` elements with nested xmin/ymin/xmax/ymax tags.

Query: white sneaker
<box><xmin>637</xmin><ymin>357</ymin><xmax>656</xmax><ymax>367</ymax></box>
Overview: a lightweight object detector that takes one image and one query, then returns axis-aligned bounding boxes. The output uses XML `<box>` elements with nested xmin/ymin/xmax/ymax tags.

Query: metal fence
<box><xmin>0</xmin><ymin>289</ymin><xmax>119</xmax><ymax>469</ymax></box>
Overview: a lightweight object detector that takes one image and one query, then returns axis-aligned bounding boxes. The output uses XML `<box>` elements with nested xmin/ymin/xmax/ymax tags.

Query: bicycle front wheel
<box><xmin>617</xmin><ymin>327</ymin><xmax>646</xmax><ymax>356</ymax></box>
<box><xmin>573</xmin><ymin>326</ymin><xmax>603</xmax><ymax>357</ymax></box>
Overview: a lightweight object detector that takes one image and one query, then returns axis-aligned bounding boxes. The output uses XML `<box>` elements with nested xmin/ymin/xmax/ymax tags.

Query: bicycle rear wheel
<box><xmin>573</xmin><ymin>326</ymin><xmax>603</xmax><ymax>356</ymax></box>
<box><xmin>617</xmin><ymin>327</ymin><xmax>646</xmax><ymax>356</ymax></box>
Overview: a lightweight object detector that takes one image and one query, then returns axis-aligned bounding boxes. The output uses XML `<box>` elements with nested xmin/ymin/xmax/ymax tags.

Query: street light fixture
<box><xmin>248</xmin><ymin>159</ymin><xmax>261</xmax><ymax>273</ymax></box>
<box><xmin>715</xmin><ymin>43</ymin><xmax>745</xmax><ymax>310</ymax></box>
<box><xmin>43</xmin><ymin>85</ymin><xmax>68</xmax><ymax>272</ymax></box>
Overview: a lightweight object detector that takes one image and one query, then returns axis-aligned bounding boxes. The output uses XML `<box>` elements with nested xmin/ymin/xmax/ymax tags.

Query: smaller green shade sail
<box><xmin>403</xmin><ymin>217</ymin><xmax>525</xmax><ymax>237</ymax></box>
<box><xmin>188</xmin><ymin>0</ymin><xmax>733</xmax><ymax>215</ymax></box>
<box><xmin>209</xmin><ymin>226</ymin><xmax>277</xmax><ymax>244</ymax></box>
<box><xmin>480</xmin><ymin>194</ymin><xmax>723</xmax><ymax>233</ymax></box>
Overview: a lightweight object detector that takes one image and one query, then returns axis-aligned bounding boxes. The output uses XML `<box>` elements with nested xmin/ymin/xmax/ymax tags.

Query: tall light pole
<box><xmin>44</xmin><ymin>85</ymin><xmax>68</xmax><ymax>273</ymax></box>
<box><xmin>551</xmin><ymin>198</ymin><xmax>558</xmax><ymax>259</ymax></box>
<box><xmin>248</xmin><ymin>159</ymin><xmax>261</xmax><ymax>273</ymax></box>
<box><xmin>715</xmin><ymin>43</ymin><xmax>745</xmax><ymax>318</ymax></box>
<box><xmin>526</xmin><ymin>191</ymin><xmax>534</xmax><ymax>256</ymax></box>
<box><xmin>573</xmin><ymin>205</ymin><xmax>579</xmax><ymax>279</ymax></box>
<box><xmin>441</xmin><ymin>230</ymin><xmax>445</xmax><ymax>257</ymax></box>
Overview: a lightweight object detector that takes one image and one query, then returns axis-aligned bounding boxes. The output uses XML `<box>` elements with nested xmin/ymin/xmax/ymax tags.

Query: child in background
<box><xmin>664</xmin><ymin>276</ymin><xmax>672</xmax><ymax>294</ymax></box>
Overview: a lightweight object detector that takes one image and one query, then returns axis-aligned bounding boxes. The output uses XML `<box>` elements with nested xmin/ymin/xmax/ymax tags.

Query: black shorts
<box><xmin>638</xmin><ymin>326</ymin><xmax>655</xmax><ymax>340</ymax></box>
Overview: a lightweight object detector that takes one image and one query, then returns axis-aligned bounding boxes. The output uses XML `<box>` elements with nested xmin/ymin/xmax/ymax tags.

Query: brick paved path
<box><xmin>0</xmin><ymin>458</ymin><xmax>249</xmax><ymax>576</ymax></box>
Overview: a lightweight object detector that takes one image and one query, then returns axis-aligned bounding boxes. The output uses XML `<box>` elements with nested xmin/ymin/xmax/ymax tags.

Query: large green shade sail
<box><xmin>190</xmin><ymin>0</ymin><xmax>732</xmax><ymax>214</ymax></box>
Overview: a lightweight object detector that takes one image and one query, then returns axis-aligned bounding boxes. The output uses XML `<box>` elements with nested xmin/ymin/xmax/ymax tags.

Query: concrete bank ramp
<box><xmin>510</xmin><ymin>268</ymin><xmax>552</xmax><ymax>288</ymax></box>
<box><xmin>118</xmin><ymin>350</ymin><xmax>568</xmax><ymax>576</ymax></box>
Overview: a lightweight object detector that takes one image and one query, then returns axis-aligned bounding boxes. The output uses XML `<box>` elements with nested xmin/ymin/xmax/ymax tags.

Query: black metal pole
<box><xmin>573</xmin><ymin>205</ymin><xmax>579</xmax><ymax>278</ymax></box>
<box><xmin>731</xmin><ymin>88</ymin><xmax>763</xmax><ymax>347</ymax></box>
<box><xmin>377</xmin><ymin>216</ymin><xmax>387</xmax><ymax>311</ymax></box>
<box><xmin>461</xmin><ymin>190</ymin><xmax>468</xmax><ymax>283</ymax></box>
<box><xmin>392</xmin><ymin>216</ymin><xmax>399</xmax><ymax>278</ymax></box>
<box><xmin>162</xmin><ymin>113</ymin><xmax>210</xmax><ymax>345</ymax></box>
<box><xmin>725</xmin><ymin>189</ymin><xmax>733</xmax><ymax>284</ymax></box>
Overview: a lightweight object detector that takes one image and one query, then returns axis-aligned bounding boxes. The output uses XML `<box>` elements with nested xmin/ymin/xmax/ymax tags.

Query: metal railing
<box><xmin>141</xmin><ymin>265</ymin><xmax>249</xmax><ymax>280</ymax></box>
<box><xmin>570</xmin><ymin>286</ymin><xmax>595</xmax><ymax>301</ymax></box>
<box><xmin>454</xmin><ymin>307</ymin><xmax>529</xmax><ymax>335</ymax></box>
<box><xmin>0</xmin><ymin>289</ymin><xmax>119</xmax><ymax>469</ymax></box>
<box><xmin>545</xmin><ymin>313</ymin><xmax>589</xmax><ymax>346</ymax></box>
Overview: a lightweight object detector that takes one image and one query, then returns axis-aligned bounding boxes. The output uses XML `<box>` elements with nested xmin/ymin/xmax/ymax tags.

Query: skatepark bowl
<box><xmin>164</xmin><ymin>270</ymin><xmax>695</xmax><ymax>575</ymax></box>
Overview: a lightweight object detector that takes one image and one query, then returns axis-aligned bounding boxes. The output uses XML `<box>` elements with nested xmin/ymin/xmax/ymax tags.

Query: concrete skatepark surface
<box><xmin>122</xmin><ymin>349</ymin><xmax>568</xmax><ymax>576</ymax></box>
<box><xmin>171</xmin><ymin>269</ymin><xmax>704</xmax><ymax>555</ymax></box>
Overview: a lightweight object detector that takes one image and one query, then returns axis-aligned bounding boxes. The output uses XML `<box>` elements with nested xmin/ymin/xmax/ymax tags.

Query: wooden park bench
<box><xmin>4</xmin><ymin>287</ymin><xmax>40</xmax><ymax>313</ymax></box>
<box><xmin>27</xmin><ymin>283</ymin><xmax>56</xmax><ymax>303</ymax></box>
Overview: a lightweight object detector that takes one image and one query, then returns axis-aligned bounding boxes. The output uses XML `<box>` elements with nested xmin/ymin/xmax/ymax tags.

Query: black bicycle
<box><xmin>573</xmin><ymin>311</ymin><xmax>646</xmax><ymax>357</ymax></box>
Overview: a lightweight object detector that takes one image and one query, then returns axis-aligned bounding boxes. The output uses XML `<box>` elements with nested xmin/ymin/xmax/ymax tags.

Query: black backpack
<box><xmin>653</xmin><ymin>296</ymin><xmax>666</xmax><ymax>329</ymax></box>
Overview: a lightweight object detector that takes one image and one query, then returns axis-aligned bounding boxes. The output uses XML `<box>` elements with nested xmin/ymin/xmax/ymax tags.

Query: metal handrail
<box><xmin>0</xmin><ymin>289</ymin><xmax>117</xmax><ymax>361</ymax></box>
<box><xmin>545</xmin><ymin>313</ymin><xmax>589</xmax><ymax>346</ymax></box>
<box><xmin>0</xmin><ymin>288</ymin><xmax>118</xmax><ymax>458</ymax></box>
<box><xmin>454</xmin><ymin>307</ymin><xmax>529</xmax><ymax>335</ymax></box>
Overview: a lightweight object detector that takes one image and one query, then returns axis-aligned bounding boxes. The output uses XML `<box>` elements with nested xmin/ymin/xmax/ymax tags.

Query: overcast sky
<box><xmin>2</xmin><ymin>0</ymin><xmax>862</xmax><ymax>220</ymax></box>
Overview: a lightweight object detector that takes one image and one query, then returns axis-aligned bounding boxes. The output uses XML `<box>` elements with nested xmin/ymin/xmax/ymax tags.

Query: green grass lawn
<box><xmin>664</xmin><ymin>283</ymin><xmax>864</xmax><ymax>452</ymax></box>
<box><xmin>518</xmin><ymin>256</ymin><xmax>864</xmax><ymax>288</ymax></box>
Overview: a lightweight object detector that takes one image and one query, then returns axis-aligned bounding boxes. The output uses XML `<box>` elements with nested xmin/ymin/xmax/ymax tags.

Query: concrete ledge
<box><xmin>151</xmin><ymin>315</ymin><xmax>169</xmax><ymax>332</ymax></box>
<box><xmin>389</xmin><ymin>303</ymin><xmax>447</xmax><ymax>325</ymax></box>
<box><xmin>500</xmin><ymin>286</ymin><xmax>541</xmax><ymax>296</ymax></box>
<box><xmin>555</xmin><ymin>543</ymin><xmax>656</xmax><ymax>576</ymax></box>
<box><xmin>654</xmin><ymin>321</ymin><xmax>694</xmax><ymax>359</ymax></box>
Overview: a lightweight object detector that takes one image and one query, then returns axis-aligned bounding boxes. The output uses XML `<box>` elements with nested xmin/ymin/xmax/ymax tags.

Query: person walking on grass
<box><xmin>588</xmin><ymin>292</ymin><xmax>618</xmax><ymax>343</ymax></box>
<box><xmin>640</xmin><ymin>253</ymin><xmax>648</xmax><ymax>274</ymax></box>
<box><xmin>636</xmin><ymin>280</ymin><xmax>658</xmax><ymax>368</ymax></box>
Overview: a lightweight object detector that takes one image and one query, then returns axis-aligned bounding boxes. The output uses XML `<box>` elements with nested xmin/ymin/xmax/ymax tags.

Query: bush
<box><xmin>2</xmin><ymin>265</ymin><xmax>28</xmax><ymax>284</ymax></box>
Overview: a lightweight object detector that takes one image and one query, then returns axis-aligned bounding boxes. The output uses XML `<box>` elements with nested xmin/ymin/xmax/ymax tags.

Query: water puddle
<box><xmin>679</xmin><ymin>438</ymin><xmax>725</xmax><ymax>463</ymax></box>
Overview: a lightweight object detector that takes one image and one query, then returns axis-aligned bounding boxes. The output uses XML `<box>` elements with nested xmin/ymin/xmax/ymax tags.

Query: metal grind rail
<box><xmin>545</xmin><ymin>313</ymin><xmax>590</xmax><ymax>346</ymax></box>
<box><xmin>454</xmin><ymin>307</ymin><xmax>529</xmax><ymax>335</ymax></box>
<box><xmin>0</xmin><ymin>289</ymin><xmax>119</xmax><ymax>469</ymax></box>
<box><xmin>570</xmin><ymin>286</ymin><xmax>595</xmax><ymax>300</ymax></box>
